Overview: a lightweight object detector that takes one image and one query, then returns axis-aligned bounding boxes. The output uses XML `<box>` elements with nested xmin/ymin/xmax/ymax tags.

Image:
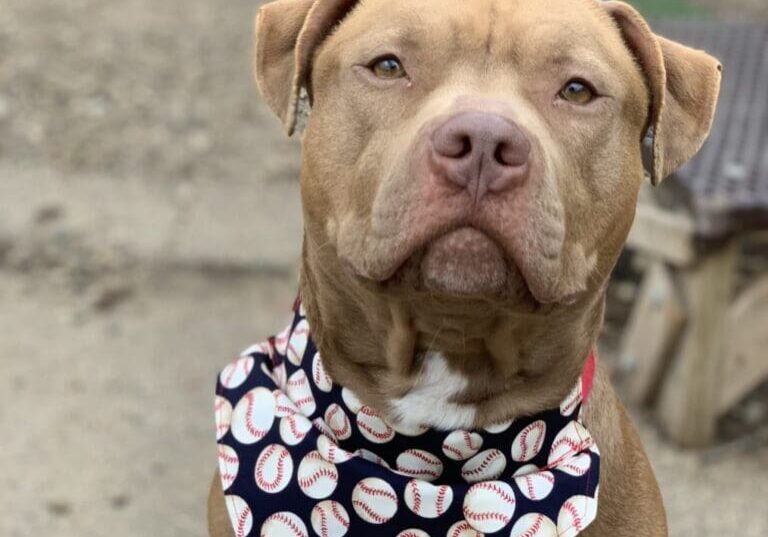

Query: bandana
<box><xmin>215</xmin><ymin>302</ymin><xmax>600</xmax><ymax>537</ymax></box>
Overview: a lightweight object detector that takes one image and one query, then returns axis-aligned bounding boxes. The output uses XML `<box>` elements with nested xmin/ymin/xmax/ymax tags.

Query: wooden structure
<box><xmin>621</xmin><ymin>20</ymin><xmax>768</xmax><ymax>447</ymax></box>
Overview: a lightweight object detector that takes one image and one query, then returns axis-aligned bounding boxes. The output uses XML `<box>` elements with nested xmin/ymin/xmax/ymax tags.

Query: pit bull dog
<box><xmin>208</xmin><ymin>0</ymin><xmax>721</xmax><ymax>535</ymax></box>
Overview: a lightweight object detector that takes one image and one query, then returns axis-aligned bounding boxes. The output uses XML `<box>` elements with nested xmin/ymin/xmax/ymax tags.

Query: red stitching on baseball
<box><xmin>463</xmin><ymin>508</ymin><xmax>510</xmax><ymax>523</ymax></box>
<box><xmin>436</xmin><ymin>486</ymin><xmax>448</xmax><ymax>515</ymax></box>
<box><xmin>330</xmin><ymin>502</ymin><xmax>350</xmax><ymax>528</ymax></box>
<box><xmin>256</xmin><ymin>446</ymin><xmax>288</xmax><ymax>491</ymax></box>
<box><xmin>234</xmin><ymin>502</ymin><xmax>250</xmax><ymax>537</ymax></box>
<box><xmin>299</xmin><ymin>467</ymin><xmax>337</xmax><ymax>489</ymax></box>
<box><xmin>519</xmin><ymin>514</ymin><xmax>545</xmax><ymax>537</ymax></box>
<box><xmin>443</xmin><ymin>444</ymin><xmax>465</xmax><ymax>458</ymax></box>
<box><xmin>462</xmin><ymin>450</ymin><xmax>502</xmax><ymax>477</ymax></box>
<box><xmin>562</xmin><ymin>501</ymin><xmax>584</xmax><ymax>531</ymax></box>
<box><xmin>327</xmin><ymin>406</ymin><xmax>350</xmax><ymax>436</ymax></box>
<box><xmin>293</xmin><ymin>396</ymin><xmax>314</xmax><ymax>408</ymax></box>
<box><xmin>409</xmin><ymin>481</ymin><xmax>422</xmax><ymax>512</ymax></box>
<box><xmin>352</xmin><ymin>500</ymin><xmax>389</xmax><ymax>523</ymax></box>
<box><xmin>266</xmin><ymin>513</ymin><xmax>305</xmax><ymax>537</ymax></box>
<box><xmin>449</xmin><ymin>522</ymin><xmax>472</xmax><ymax>537</ymax></box>
<box><xmin>358</xmin><ymin>409</ymin><xmax>394</xmax><ymax>440</ymax></box>
<box><xmin>219</xmin><ymin>451</ymin><xmax>239</xmax><ymax>465</ymax></box>
<box><xmin>476</xmin><ymin>483</ymin><xmax>515</xmax><ymax>504</ymax></box>
<box><xmin>288</xmin><ymin>374</ymin><xmax>308</xmax><ymax>387</ymax></box>
<box><xmin>357</xmin><ymin>482</ymin><xmax>398</xmax><ymax>501</ymax></box>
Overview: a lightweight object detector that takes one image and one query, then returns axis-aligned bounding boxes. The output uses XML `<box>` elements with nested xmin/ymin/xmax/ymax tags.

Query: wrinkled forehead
<box><xmin>327</xmin><ymin>0</ymin><xmax>632</xmax><ymax>75</ymax></box>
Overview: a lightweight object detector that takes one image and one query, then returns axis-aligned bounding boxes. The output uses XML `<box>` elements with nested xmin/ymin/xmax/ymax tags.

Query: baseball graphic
<box><xmin>224</xmin><ymin>495</ymin><xmax>252</xmax><ymax>537</ymax></box>
<box><xmin>215</xmin><ymin>395</ymin><xmax>233</xmax><ymax>441</ymax></box>
<box><xmin>317</xmin><ymin>434</ymin><xmax>355</xmax><ymax>464</ymax></box>
<box><xmin>351</xmin><ymin>477</ymin><xmax>399</xmax><ymax>524</ymax></box>
<box><xmin>442</xmin><ymin>430</ymin><xmax>483</xmax><ymax>461</ymax></box>
<box><xmin>560</xmin><ymin>380</ymin><xmax>582</xmax><ymax>417</ymax></box>
<box><xmin>280</xmin><ymin>413</ymin><xmax>313</xmax><ymax>446</ymax></box>
<box><xmin>483</xmin><ymin>419</ymin><xmax>514</xmax><ymax>434</ymax></box>
<box><xmin>231</xmin><ymin>387</ymin><xmax>275</xmax><ymax>445</ymax></box>
<box><xmin>261</xmin><ymin>511</ymin><xmax>309</xmax><ymax>537</ymax></box>
<box><xmin>298</xmin><ymin>450</ymin><xmax>339</xmax><ymax>499</ymax></box>
<box><xmin>313</xmin><ymin>417</ymin><xmax>338</xmax><ymax>441</ymax></box>
<box><xmin>446</xmin><ymin>520</ymin><xmax>483</xmax><ymax>537</ymax></box>
<box><xmin>356</xmin><ymin>405</ymin><xmax>395</xmax><ymax>444</ymax></box>
<box><xmin>287</xmin><ymin>319</ymin><xmax>310</xmax><ymax>365</ymax></box>
<box><xmin>312</xmin><ymin>352</ymin><xmax>333</xmax><ymax>392</ymax></box>
<box><xmin>273</xmin><ymin>389</ymin><xmax>300</xmax><ymax>418</ymax></box>
<box><xmin>311</xmin><ymin>501</ymin><xmax>350</xmax><ymax>537</ymax></box>
<box><xmin>463</xmin><ymin>481</ymin><xmax>516</xmax><ymax>533</ymax></box>
<box><xmin>404</xmin><ymin>479</ymin><xmax>453</xmax><ymax>519</ymax></box>
<box><xmin>355</xmin><ymin>448</ymin><xmax>391</xmax><ymax>468</ymax></box>
<box><xmin>548</xmin><ymin>422</ymin><xmax>593</xmax><ymax>468</ymax></box>
<box><xmin>513</xmin><ymin>465</ymin><xmax>555</xmax><ymax>501</ymax></box>
<box><xmin>255</xmin><ymin>444</ymin><xmax>293</xmax><ymax>494</ymax></box>
<box><xmin>510</xmin><ymin>513</ymin><xmax>558</xmax><ymax>537</ymax></box>
<box><xmin>511</xmin><ymin>420</ymin><xmax>547</xmax><ymax>462</ymax></box>
<box><xmin>341</xmin><ymin>387</ymin><xmax>363</xmax><ymax>413</ymax></box>
<box><xmin>273</xmin><ymin>324</ymin><xmax>291</xmax><ymax>356</ymax></box>
<box><xmin>396</xmin><ymin>449</ymin><xmax>444</xmax><ymax>481</ymax></box>
<box><xmin>556</xmin><ymin>452</ymin><xmax>592</xmax><ymax>477</ymax></box>
<box><xmin>396</xmin><ymin>530</ymin><xmax>430</xmax><ymax>537</ymax></box>
<box><xmin>324</xmin><ymin>403</ymin><xmax>352</xmax><ymax>440</ymax></box>
<box><xmin>217</xmin><ymin>444</ymin><xmax>239</xmax><ymax>490</ymax></box>
<box><xmin>461</xmin><ymin>449</ymin><xmax>507</xmax><ymax>483</ymax></box>
<box><xmin>557</xmin><ymin>495</ymin><xmax>598</xmax><ymax>537</ymax></box>
<box><xmin>286</xmin><ymin>369</ymin><xmax>316</xmax><ymax>417</ymax></box>
<box><xmin>220</xmin><ymin>356</ymin><xmax>254</xmax><ymax>390</ymax></box>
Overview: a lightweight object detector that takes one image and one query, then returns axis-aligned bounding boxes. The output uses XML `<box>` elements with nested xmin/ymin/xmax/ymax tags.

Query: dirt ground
<box><xmin>1</xmin><ymin>1</ymin><xmax>766</xmax><ymax>536</ymax></box>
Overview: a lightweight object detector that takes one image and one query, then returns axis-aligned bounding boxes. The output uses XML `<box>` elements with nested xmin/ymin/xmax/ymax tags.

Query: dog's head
<box><xmin>253</xmin><ymin>0</ymin><xmax>721</xmax><ymax>425</ymax></box>
<box><xmin>256</xmin><ymin>0</ymin><xmax>720</xmax><ymax>305</ymax></box>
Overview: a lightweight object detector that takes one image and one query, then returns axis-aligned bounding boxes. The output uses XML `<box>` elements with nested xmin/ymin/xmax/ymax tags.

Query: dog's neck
<box><xmin>299</xmin><ymin>253</ymin><xmax>605</xmax><ymax>430</ymax></box>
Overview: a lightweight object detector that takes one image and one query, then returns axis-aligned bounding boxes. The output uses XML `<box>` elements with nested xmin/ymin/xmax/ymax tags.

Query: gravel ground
<box><xmin>1</xmin><ymin>1</ymin><xmax>766</xmax><ymax>536</ymax></box>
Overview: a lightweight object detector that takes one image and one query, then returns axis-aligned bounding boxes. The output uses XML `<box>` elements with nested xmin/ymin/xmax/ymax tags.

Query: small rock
<box><xmin>46</xmin><ymin>500</ymin><xmax>72</xmax><ymax>517</ymax></box>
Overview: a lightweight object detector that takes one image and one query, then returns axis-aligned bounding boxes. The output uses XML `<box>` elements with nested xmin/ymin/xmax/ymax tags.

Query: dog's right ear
<box><xmin>254</xmin><ymin>0</ymin><xmax>358</xmax><ymax>136</ymax></box>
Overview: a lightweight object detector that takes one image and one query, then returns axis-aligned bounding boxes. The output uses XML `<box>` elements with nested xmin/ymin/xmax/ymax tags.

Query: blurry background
<box><xmin>0</xmin><ymin>0</ymin><xmax>765</xmax><ymax>536</ymax></box>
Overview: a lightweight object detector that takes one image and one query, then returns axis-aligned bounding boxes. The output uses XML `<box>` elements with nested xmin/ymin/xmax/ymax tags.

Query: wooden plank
<box><xmin>626</xmin><ymin>202</ymin><xmax>697</xmax><ymax>266</ymax></box>
<box><xmin>656</xmin><ymin>240</ymin><xmax>740</xmax><ymax>447</ymax></box>
<box><xmin>620</xmin><ymin>262</ymin><xmax>686</xmax><ymax>405</ymax></box>
<box><xmin>718</xmin><ymin>275</ymin><xmax>768</xmax><ymax>415</ymax></box>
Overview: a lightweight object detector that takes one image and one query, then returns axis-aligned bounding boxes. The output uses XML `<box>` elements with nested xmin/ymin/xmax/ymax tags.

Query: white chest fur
<box><xmin>390</xmin><ymin>353</ymin><xmax>477</xmax><ymax>430</ymax></box>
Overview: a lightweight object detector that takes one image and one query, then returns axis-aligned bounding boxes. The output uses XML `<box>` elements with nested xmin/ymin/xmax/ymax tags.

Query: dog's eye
<box><xmin>559</xmin><ymin>79</ymin><xmax>596</xmax><ymax>104</ymax></box>
<box><xmin>369</xmin><ymin>55</ymin><xmax>407</xmax><ymax>79</ymax></box>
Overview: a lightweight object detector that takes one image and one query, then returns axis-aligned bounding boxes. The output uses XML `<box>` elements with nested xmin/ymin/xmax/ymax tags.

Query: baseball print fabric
<box><xmin>215</xmin><ymin>302</ymin><xmax>600</xmax><ymax>537</ymax></box>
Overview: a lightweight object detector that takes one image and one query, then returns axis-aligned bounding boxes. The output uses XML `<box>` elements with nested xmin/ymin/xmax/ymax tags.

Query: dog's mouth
<box><xmin>420</xmin><ymin>227</ymin><xmax>507</xmax><ymax>295</ymax></box>
<box><xmin>383</xmin><ymin>226</ymin><xmax>535</xmax><ymax>302</ymax></box>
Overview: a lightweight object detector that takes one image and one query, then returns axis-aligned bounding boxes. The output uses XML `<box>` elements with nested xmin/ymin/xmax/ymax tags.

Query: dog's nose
<box><xmin>431</xmin><ymin>111</ymin><xmax>530</xmax><ymax>199</ymax></box>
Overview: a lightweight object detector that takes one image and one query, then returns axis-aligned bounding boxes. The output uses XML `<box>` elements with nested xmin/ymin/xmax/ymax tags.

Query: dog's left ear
<box><xmin>603</xmin><ymin>1</ymin><xmax>723</xmax><ymax>184</ymax></box>
<box><xmin>255</xmin><ymin>0</ymin><xmax>358</xmax><ymax>136</ymax></box>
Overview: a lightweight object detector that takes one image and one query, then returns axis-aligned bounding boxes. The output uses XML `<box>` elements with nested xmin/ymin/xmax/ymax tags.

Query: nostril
<box><xmin>493</xmin><ymin>144</ymin><xmax>507</xmax><ymax>166</ymax></box>
<box><xmin>456</xmin><ymin>136</ymin><xmax>472</xmax><ymax>159</ymax></box>
<box><xmin>494</xmin><ymin>139</ymin><xmax>530</xmax><ymax>167</ymax></box>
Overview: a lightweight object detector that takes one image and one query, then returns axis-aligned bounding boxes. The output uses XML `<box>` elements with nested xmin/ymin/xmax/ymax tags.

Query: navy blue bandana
<box><xmin>215</xmin><ymin>302</ymin><xmax>600</xmax><ymax>537</ymax></box>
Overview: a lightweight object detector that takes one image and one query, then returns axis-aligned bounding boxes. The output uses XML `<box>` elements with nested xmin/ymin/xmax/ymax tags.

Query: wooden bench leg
<box><xmin>656</xmin><ymin>240</ymin><xmax>739</xmax><ymax>448</ymax></box>
<box><xmin>621</xmin><ymin>261</ymin><xmax>686</xmax><ymax>406</ymax></box>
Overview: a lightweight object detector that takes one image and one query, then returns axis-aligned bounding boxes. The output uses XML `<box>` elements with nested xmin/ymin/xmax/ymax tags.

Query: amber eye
<box><xmin>370</xmin><ymin>55</ymin><xmax>407</xmax><ymax>79</ymax></box>
<box><xmin>559</xmin><ymin>79</ymin><xmax>596</xmax><ymax>104</ymax></box>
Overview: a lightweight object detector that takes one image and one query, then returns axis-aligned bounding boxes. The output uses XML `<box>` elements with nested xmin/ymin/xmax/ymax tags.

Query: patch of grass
<box><xmin>627</xmin><ymin>0</ymin><xmax>711</xmax><ymax>18</ymax></box>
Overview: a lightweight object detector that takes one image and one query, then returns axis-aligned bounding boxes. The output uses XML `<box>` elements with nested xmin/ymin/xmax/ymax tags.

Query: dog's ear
<box><xmin>602</xmin><ymin>1</ymin><xmax>722</xmax><ymax>184</ymax></box>
<box><xmin>254</xmin><ymin>0</ymin><xmax>358</xmax><ymax>135</ymax></box>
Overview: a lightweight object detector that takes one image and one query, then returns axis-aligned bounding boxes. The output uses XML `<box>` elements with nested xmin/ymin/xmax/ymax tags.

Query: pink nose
<box><xmin>430</xmin><ymin>111</ymin><xmax>531</xmax><ymax>199</ymax></box>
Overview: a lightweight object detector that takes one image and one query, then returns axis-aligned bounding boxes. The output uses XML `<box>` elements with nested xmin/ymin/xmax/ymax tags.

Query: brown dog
<box><xmin>209</xmin><ymin>0</ymin><xmax>721</xmax><ymax>535</ymax></box>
